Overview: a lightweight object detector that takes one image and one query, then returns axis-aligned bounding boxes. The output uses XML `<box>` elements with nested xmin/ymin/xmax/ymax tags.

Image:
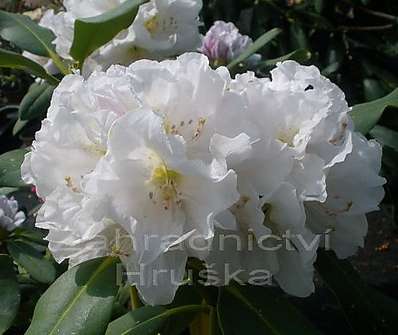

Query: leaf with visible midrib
<box><xmin>0</xmin><ymin>10</ymin><xmax>55</xmax><ymax>57</ymax></box>
<box><xmin>227</xmin><ymin>28</ymin><xmax>282</xmax><ymax>70</ymax></box>
<box><xmin>106</xmin><ymin>305</ymin><xmax>208</xmax><ymax>335</ymax></box>
<box><xmin>19</xmin><ymin>82</ymin><xmax>55</xmax><ymax>121</ymax></box>
<box><xmin>0</xmin><ymin>49</ymin><xmax>59</xmax><ymax>85</ymax></box>
<box><xmin>7</xmin><ymin>240</ymin><xmax>56</xmax><ymax>284</ymax></box>
<box><xmin>26</xmin><ymin>257</ymin><xmax>119</xmax><ymax>335</ymax></box>
<box><xmin>0</xmin><ymin>10</ymin><xmax>68</xmax><ymax>74</ymax></box>
<box><xmin>70</xmin><ymin>0</ymin><xmax>147</xmax><ymax>65</ymax></box>
<box><xmin>0</xmin><ymin>255</ymin><xmax>20</xmax><ymax>335</ymax></box>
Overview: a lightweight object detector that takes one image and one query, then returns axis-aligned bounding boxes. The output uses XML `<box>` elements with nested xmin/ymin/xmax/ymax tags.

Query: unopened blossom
<box><xmin>0</xmin><ymin>196</ymin><xmax>25</xmax><ymax>232</ymax></box>
<box><xmin>200</xmin><ymin>20</ymin><xmax>261</xmax><ymax>66</ymax></box>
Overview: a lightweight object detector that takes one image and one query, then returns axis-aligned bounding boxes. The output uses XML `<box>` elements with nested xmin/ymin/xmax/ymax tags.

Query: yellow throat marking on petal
<box><xmin>192</xmin><ymin>117</ymin><xmax>207</xmax><ymax>140</ymax></box>
<box><xmin>164</xmin><ymin>119</ymin><xmax>180</xmax><ymax>135</ymax></box>
<box><xmin>149</xmin><ymin>164</ymin><xmax>182</xmax><ymax>210</ymax></box>
<box><xmin>277</xmin><ymin>127</ymin><xmax>299</xmax><ymax>147</ymax></box>
<box><xmin>129</xmin><ymin>45</ymin><xmax>148</xmax><ymax>60</ymax></box>
<box><xmin>64</xmin><ymin>176</ymin><xmax>79</xmax><ymax>193</ymax></box>
<box><xmin>86</xmin><ymin>144</ymin><xmax>107</xmax><ymax>157</ymax></box>
<box><xmin>144</xmin><ymin>15</ymin><xmax>159</xmax><ymax>36</ymax></box>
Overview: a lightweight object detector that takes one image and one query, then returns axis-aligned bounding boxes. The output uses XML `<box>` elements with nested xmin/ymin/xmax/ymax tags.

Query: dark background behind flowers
<box><xmin>1</xmin><ymin>1</ymin><xmax>397</xmax><ymax>334</ymax></box>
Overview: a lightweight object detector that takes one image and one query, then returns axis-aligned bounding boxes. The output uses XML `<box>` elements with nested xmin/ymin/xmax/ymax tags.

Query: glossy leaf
<box><xmin>227</xmin><ymin>28</ymin><xmax>282</xmax><ymax>70</ymax></box>
<box><xmin>70</xmin><ymin>0</ymin><xmax>147</xmax><ymax>65</ymax></box>
<box><xmin>217</xmin><ymin>285</ymin><xmax>322</xmax><ymax>335</ymax></box>
<box><xmin>0</xmin><ymin>49</ymin><xmax>59</xmax><ymax>85</ymax></box>
<box><xmin>315</xmin><ymin>250</ymin><xmax>398</xmax><ymax>335</ymax></box>
<box><xmin>106</xmin><ymin>304</ymin><xmax>208</xmax><ymax>335</ymax></box>
<box><xmin>350</xmin><ymin>88</ymin><xmax>398</xmax><ymax>134</ymax></box>
<box><xmin>0</xmin><ymin>10</ymin><xmax>55</xmax><ymax>57</ymax></box>
<box><xmin>7</xmin><ymin>240</ymin><xmax>56</xmax><ymax>284</ymax></box>
<box><xmin>162</xmin><ymin>285</ymin><xmax>203</xmax><ymax>335</ymax></box>
<box><xmin>0</xmin><ymin>11</ymin><xmax>68</xmax><ymax>74</ymax></box>
<box><xmin>26</xmin><ymin>257</ymin><xmax>119</xmax><ymax>335</ymax></box>
<box><xmin>0</xmin><ymin>148</ymin><xmax>28</xmax><ymax>187</ymax></box>
<box><xmin>0</xmin><ymin>255</ymin><xmax>20</xmax><ymax>335</ymax></box>
<box><xmin>19</xmin><ymin>82</ymin><xmax>54</xmax><ymax>121</ymax></box>
<box><xmin>12</xmin><ymin>119</ymin><xmax>28</xmax><ymax>136</ymax></box>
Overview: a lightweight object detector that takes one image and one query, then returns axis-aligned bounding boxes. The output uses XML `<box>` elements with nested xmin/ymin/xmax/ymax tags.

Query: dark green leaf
<box><xmin>289</xmin><ymin>22</ymin><xmax>309</xmax><ymax>50</ymax></box>
<box><xmin>0</xmin><ymin>255</ymin><xmax>20</xmax><ymax>335</ymax></box>
<box><xmin>0</xmin><ymin>10</ymin><xmax>68</xmax><ymax>74</ymax></box>
<box><xmin>362</xmin><ymin>60</ymin><xmax>398</xmax><ymax>90</ymax></box>
<box><xmin>350</xmin><ymin>88</ymin><xmax>398</xmax><ymax>134</ymax></box>
<box><xmin>163</xmin><ymin>285</ymin><xmax>203</xmax><ymax>335</ymax></box>
<box><xmin>321</xmin><ymin>62</ymin><xmax>340</xmax><ymax>76</ymax></box>
<box><xmin>314</xmin><ymin>0</ymin><xmax>324</xmax><ymax>13</ymax></box>
<box><xmin>370</xmin><ymin>125</ymin><xmax>398</xmax><ymax>151</ymax></box>
<box><xmin>12</xmin><ymin>119</ymin><xmax>28</xmax><ymax>136</ymax></box>
<box><xmin>26</xmin><ymin>257</ymin><xmax>119</xmax><ymax>335</ymax></box>
<box><xmin>0</xmin><ymin>49</ymin><xmax>59</xmax><ymax>85</ymax></box>
<box><xmin>7</xmin><ymin>240</ymin><xmax>56</xmax><ymax>284</ymax></box>
<box><xmin>363</xmin><ymin>79</ymin><xmax>387</xmax><ymax>101</ymax></box>
<box><xmin>10</xmin><ymin>228</ymin><xmax>47</xmax><ymax>246</ymax></box>
<box><xmin>19</xmin><ymin>82</ymin><xmax>54</xmax><ymax>121</ymax></box>
<box><xmin>0</xmin><ymin>10</ymin><xmax>55</xmax><ymax>57</ymax></box>
<box><xmin>106</xmin><ymin>306</ymin><xmax>167</xmax><ymax>335</ymax></box>
<box><xmin>218</xmin><ymin>285</ymin><xmax>322</xmax><ymax>335</ymax></box>
<box><xmin>106</xmin><ymin>304</ymin><xmax>208</xmax><ymax>335</ymax></box>
<box><xmin>227</xmin><ymin>28</ymin><xmax>282</xmax><ymax>70</ymax></box>
<box><xmin>315</xmin><ymin>250</ymin><xmax>398</xmax><ymax>335</ymax></box>
<box><xmin>70</xmin><ymin>0</ymin><xmax>147</xmax><ymax>65</ymax></box>
<box><xmin>0</xmin><ymin>187</ymin><xmax>18</xmax><ymax>196</ymax></box>
<box><xmin>0</xmin><ymin>148</ymin><xmax>28</xmax><ymax>187</ymax></box>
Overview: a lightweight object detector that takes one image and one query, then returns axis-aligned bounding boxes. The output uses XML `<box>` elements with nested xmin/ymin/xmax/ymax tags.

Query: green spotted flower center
<box><xmin>149</xmin><ymin>165</ymin><xmax>182</xmax><ymax>209</ymax></box>
<box><xmin>277</xmin><ymin>127</ymin><xmax>299</xmax><ymax>147</ymax></box>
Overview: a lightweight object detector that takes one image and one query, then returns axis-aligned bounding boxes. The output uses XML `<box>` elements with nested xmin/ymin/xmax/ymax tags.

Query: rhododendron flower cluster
<box><xmin>22</xmin><ymin>53</ymin><xmax>385</xmax><ymax>305</ymax></box>
<box><xmin>0</xmin><ymin>196</ymin><xmax>25</xmax><ymax>232</ymax></box>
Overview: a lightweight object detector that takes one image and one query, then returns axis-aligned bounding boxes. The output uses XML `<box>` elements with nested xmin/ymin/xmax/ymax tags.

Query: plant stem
<box><xmin>49</xmin><ymin>51</ymin><xmax>70</xmax><ymax>76</ymax></box>
<box><xmin>209</xmin><ymin>306</ymin><xmax>220</xmax><ymax>335</ymax></box>
<box><xmin>338</xmin><ymin>24</ymin><xmax>395</xmax><ymax>32</ymax></box>
<box><xmin>129</xmin><ymin>285</ymin><xmax>142</xmax><ymax>310</ymax></box>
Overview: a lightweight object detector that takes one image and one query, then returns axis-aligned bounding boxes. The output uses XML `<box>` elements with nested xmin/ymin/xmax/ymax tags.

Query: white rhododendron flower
<box><xmin>26</xmin><ymin>0</ymin><xmax>202</xmax><ymax>74</ymax></box>
<box><xmin>200</xmin><ymin>20</ymin><xmax>261</xmax><ymax>66</ymax></box>
<box><xmin>205</xmin><ymin>60</ymin><xmax>380</xmax><ymax>297</ymax></box>
<box><xmin>126</xmin><ymin>0</ymin><xmax>202</xmax><ymax>56</ymax></box>
<box><xmin>22</xmin><ymin>53</ymin><xmax>240</xmax><ymax>304</ymax></box>
<box><xmin>306</xmin><ymin>132</ymin><xmax>386</xmax><ymax>259</ymax></box>
<box><xmin>0</xmin><ymin>196</ymin><xmax>25</xmax><ymax>232</ymax></box>
<box><xmin>22</xmin><ymin>52</ymin><xmax>385</xmax><ymax>304</ymax></box>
